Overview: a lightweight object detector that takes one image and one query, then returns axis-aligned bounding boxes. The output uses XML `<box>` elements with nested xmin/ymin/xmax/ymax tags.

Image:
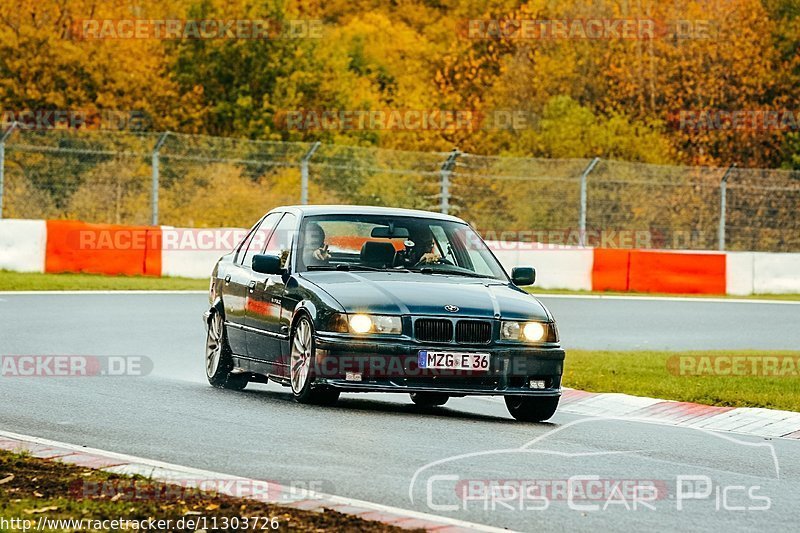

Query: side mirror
<box><xmin>511</xmin><ymin>266</ymin><xmax>536</xmax><ymax>286</ymax></box>
<box><xmin>252</xmin><ymin>254</ymin><xmax>283</xmax><ymax>275</ymax></box>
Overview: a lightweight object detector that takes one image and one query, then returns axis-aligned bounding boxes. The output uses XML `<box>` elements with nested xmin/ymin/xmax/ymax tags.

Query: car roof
<box><xmin>271</xmin><ymin>205</ymin><xmax>467</xmax><ymax>224</ymax></box>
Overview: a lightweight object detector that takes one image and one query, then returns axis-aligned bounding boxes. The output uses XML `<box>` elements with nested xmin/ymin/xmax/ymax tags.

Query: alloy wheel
<box><xmin>291</xmin><ymin>318</ymin><xmax>313</xmax><ymax>393</ymax></box>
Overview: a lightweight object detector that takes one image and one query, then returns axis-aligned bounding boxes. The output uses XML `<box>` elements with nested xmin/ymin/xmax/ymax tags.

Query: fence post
<box><xmin>0</xmin><ymin>122</ymin><xmax>19</xmax><ymax>220</ymax></box>
<box><xmin>300</xmin><ymin>141</ymin><xmax>321</xmax><ymax>205</ymax></box>
<box><xmin>578</xmin><ymin>157</ymin><xmax>601</xmax><ymax>247</ymax></box>
<box><xmin>718</xmin><ymin>163</ymin><xmax>736</xmax><ymax>251</ymax></box>
<box><xmin>440</xmin><ymin>149</ymin><xmax>460</xmax><ymax>215</ymax></box>
<box><xmin>151</xmin><ymin>132</ymin><xmax>170</xmax><ymax>226</ymax></box>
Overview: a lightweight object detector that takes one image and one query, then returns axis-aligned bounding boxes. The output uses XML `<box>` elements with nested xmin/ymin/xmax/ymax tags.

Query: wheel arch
<box><xmin>206</xmin><ymin>296</ymin><xmax>225</xmax><ymax>325</ymax></box>
<box><xmin>290</xmin><ymin>300</ymin><xmax>317</xmax><ymax>334</ymax></box>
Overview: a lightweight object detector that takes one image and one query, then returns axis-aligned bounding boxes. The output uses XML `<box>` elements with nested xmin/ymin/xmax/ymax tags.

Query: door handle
<box><xmin>248</xmin><ymin>280</ymin><xmax>257</xmax><ymax>293</ymax></box>
<box><xmin>224</xmin><ymin>275</ymin><xmax>231</xmax><ymax>284</ymax></box>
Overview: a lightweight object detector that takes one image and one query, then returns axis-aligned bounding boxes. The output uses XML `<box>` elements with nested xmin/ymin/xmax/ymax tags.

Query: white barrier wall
<box><xmin>725</xmin><ymin>252</ymin><xmax>755</xmax><ymax>296</ymax></box>
<box><xmin>752</xmin><ymin>252</ymin><xmax>800</xmax><ymax>294</ymax></box>
<box><xmin>159</xmin><ymin>227</ymin><xmax>245</xmax><ymax>279</ymax></box>
<box><xmin>161</xmin><ymin>248</ymin><xmax>226</xmax><ymax>279</ymax></box>
<box><xmin>487</xmin><ymin>241</ymin><xmax>593</xmax><ymax>290</ymax></box>
<box><xmin>0</xmin><ymin>219</ymin><xmax>46</xmax><ymax>273</ymax></box>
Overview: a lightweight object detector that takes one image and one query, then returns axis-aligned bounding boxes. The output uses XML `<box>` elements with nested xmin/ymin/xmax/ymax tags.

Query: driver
<box><xmin>413</xmin><ymin>231</ymin><xmax>442</xmax><ymax>264</ymax></box>
<box><xmin>303</xmin><ymin>222</ymin><xmax>331</xmax><ymax>265</ymax></box>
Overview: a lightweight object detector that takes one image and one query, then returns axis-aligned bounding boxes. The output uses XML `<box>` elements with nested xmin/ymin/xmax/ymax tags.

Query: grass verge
<box><xmin>564</xmin><ymin>350</ymin><xmax>800</xmax><ymax>412</ymax></box>
<box><xmin>0</xmin><ymin>270</ymin><xmax>206</xmax><ymax>291</ymax></box>
<box><xmin>0</xmin><ymin>449</ymin><xmax>413</xmax><ymax>532</ymax></box>
<box><xmin>0</xmin><ymin>271</ymin><xmax>797</xmax><ymax>300</ymax></box>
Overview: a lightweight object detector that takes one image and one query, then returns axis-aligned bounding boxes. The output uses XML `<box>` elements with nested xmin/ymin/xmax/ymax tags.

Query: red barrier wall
<box><xmin>628</xmin><ymin>250</ymin><xmax>726</xmax><ymax>294</ymax></box>
<box><xmin>592</xmin><ymin>249</ymin><xmax>630</xmax><ymax>291</ymax></box>
<box><xmin>45</xmin><ymin>220</ymin><xmax>162</xmax><ymax>276</ymax></box>
<box><xmin>591</xmin><ymin>248</ymin><xmax>726</xmax><ymax>294</ymax></box>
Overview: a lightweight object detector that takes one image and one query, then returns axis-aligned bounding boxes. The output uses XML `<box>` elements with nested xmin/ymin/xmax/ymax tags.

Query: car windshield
<box><xmin>296</xmin><ymin>214</ymin><xmax>508</xmax><ymax>281</ymax></box>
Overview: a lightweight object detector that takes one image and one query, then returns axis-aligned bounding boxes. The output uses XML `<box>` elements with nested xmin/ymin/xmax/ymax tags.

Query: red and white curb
<box><xmin>556</xmin><ymin>389</ymin><xmax>800</xmax><ymax>440</ymax></box>
<box><xmin>0</xmin><ymin>430</ymin><xmax>507</xmax><ymax>532</ymax></box>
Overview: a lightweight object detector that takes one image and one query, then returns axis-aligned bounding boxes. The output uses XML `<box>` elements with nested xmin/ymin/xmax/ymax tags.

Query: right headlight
<box><xmin>321</xmin><ymin>313</ymin><xmax>402</xmax><ymax>334</ymax></box>
<box><xmin>349</xmin><ymin>314</ymin><xmax>402</xmax><ymax>334</ymax></box>
<box><xmin>349</xmin><ymin>314</ymin><xmax>373</xmax><ymax>333</ymax></box>
<box><xmin>500</xmin><ymin>321</ymin><xmax>557</xmax><ymax>342</ymax></box>
<box><xmin>328</xmin><ymin>313</ymin><xmax>402</xmax><ymax>335</ymax></box>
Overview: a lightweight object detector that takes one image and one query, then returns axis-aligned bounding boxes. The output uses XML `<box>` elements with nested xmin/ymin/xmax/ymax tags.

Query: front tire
<box><xmin>505</xmin><ymin>396</ymin><xmax>559</xmax><ymax>422</ymax></box>
<box><xmin>290</xmin><ymin>316</ymin><xmax>339</xmax><ymax>405</ymax></box>
<box><xmin>206</xmin><ymin>310</ymin><xmax>248</xmax><ymax>391</ymax></box>
<box><xmin>410</xmin><ymin>392</ymin><xmax>449</xmax><ymax>406</ymax></box>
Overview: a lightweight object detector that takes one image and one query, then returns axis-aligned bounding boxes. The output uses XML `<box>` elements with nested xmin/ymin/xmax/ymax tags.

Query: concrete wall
<box><xmin>0</xmin><ymin>219</ymin><xmax>46</xmax><ymax>273</ymax></box>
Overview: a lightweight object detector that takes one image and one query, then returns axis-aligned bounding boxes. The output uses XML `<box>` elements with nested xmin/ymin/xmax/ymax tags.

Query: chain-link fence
<box><xmin>1</xmin><ymin>125</ymin><xmax>798</xmax><ymax>252</ymax></box>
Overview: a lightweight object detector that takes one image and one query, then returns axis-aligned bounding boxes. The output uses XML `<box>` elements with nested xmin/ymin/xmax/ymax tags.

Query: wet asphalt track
<box><xmin>1</xmin><ymin>292</ymin><xmax>799</xmax><ymax>532</ymax></box>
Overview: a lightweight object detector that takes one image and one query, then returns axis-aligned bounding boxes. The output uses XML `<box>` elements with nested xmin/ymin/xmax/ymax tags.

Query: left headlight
<box><xmin>348</xmin><ymin>314</ymin><xmax>402</xmax><ymax>335</ymax></box>
<box><xmin>500</xmin><ymin>320</ymin><xmax>556</xmax><ymax>342</ymax></box>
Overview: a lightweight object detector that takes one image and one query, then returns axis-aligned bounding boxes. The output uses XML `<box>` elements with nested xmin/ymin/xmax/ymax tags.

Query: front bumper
<box><xmin>313</xmin><ymin>333</ymin><xmax>564</xmax><ymax>397</ymax></box>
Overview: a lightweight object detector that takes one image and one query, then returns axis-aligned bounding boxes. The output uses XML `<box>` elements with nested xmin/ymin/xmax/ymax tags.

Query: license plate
<box><xmin>418</xmin><ymin>350</ymin><xmax>490</xmax><ymax>371</ymax></box>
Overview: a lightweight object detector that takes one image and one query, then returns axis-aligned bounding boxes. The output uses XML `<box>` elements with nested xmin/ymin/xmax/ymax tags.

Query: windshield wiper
<box><xmin>305</xmin><ymin>265</ymin><xmax>339</xmax><ymax>271</ymax></box>
<box><xmin>409</xmin><ymin>267</ymin><xmax>495</xmax><ymax>279</ymax></box>
<box><xmin>306</xmin><ymin>264</ymin><xmax>373</xmax><ymax>271</ymax></box>
<box><xmin>306</xmin><ymin>264</ymin><xmax>410</xmax><ymax>272</ymax></box>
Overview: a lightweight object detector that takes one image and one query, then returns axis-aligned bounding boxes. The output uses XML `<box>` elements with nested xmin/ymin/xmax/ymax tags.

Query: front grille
<box><xmin>415</xmin><ymin>319</ymin><xmax>453</xmax><ymax>343</ymax></box>
<box><xmin>455</xmin><ymin>320</ymin><xmax>492</xmax><ymax>344</ymax></box>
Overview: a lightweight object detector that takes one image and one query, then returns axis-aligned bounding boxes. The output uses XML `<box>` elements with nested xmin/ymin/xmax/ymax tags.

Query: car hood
<box><xmin>299</xmin><ymin>271</ymin><xmax>551</xmax><ymax>321</ymax></box>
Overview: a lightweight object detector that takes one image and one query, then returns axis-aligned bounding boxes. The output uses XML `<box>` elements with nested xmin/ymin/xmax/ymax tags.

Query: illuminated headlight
<box><xmin>500</xmin><ymin>321</ymin><xmax>551</xmax><ymax>342</ymax></box>
<box><xmin>348</xmin><ymin>314</ymin><xmax>402</xmax><ymax>334</ymax></box>
<box><xmin>522</xmin><ymin>322</ymin><xmax>546</xmax><ymax>341</ymax></box>
<box><xmin>349</xmin><ymin>314</ymin><xmax>372</xmax><ymax>333</ymax></box>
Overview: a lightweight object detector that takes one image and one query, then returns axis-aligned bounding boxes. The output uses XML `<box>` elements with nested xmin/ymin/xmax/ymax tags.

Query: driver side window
<box><xmin>240</xmin><ymin>212</ymin><xmax>282</xmax><ymax>269</ymax></box>
<box><xmin>264</xmin><ymin>213</ymin><xmax>298</xmax><ymax>270</ymax></box>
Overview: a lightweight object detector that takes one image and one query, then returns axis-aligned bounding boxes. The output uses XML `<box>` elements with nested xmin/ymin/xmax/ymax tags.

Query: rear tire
<box><xmin>290</xmin><ymin>316</ymin><xmax>340</xmax><ymax>406</ymax></box>
<box><xmin>206</xmin><ymin>310</ymin><xmax>248</xmax><ymax>391</ymax></box>
<box><xmin>410</xmin><ymin>392</ymin><xmax>449</xmax><ymax>407</ymax></box>
<box><xmin>505</xmin><ymin>396</ymin><xmax>559</xmax><ymax>422</ymax></box>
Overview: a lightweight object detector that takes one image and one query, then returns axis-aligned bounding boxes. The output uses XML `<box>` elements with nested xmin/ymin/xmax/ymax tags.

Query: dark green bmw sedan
<box><xmin>204</xmin><ymin>205</ymin><xmax>565</xmax><ymax>421</ymax></box>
